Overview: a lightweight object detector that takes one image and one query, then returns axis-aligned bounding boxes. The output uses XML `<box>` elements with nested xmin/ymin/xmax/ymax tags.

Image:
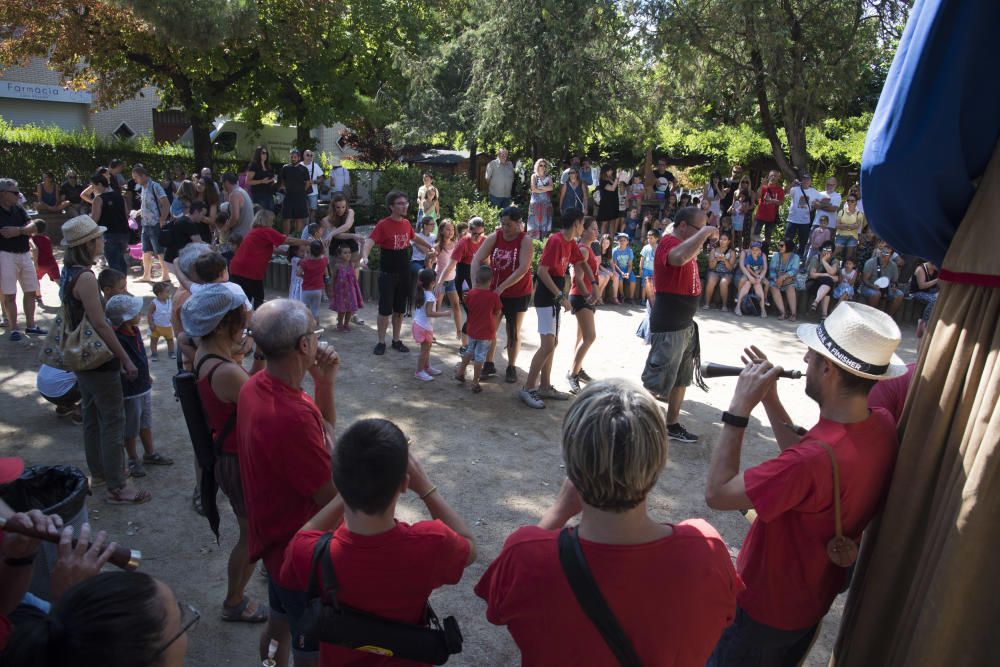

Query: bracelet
<box><xmin>419</xmin><ymin>485</ymin><xmax>438</xmax><ymax>500</ymax></box>
<box><xmin>721</xmin><ymin>411</ymin><xmax>750</xmax><ymax>428</ymax></box>
<box><xmin>3</xmin><ymin>554</ymin><xmax>37</xmax><ymax>567</ymax></box>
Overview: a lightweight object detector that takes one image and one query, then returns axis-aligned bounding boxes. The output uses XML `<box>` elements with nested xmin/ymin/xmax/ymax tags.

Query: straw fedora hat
<box><xmin>796</xmin><ymin>302</ymin><xmax>908</xmax><ymax>380</ymax></box>
<box><xmin>61</xmin><ymin>215</ymin><xmax>107</xmax><ymax>247</ymax></box>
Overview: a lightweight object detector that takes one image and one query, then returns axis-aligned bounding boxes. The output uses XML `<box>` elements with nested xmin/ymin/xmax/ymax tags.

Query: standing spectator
<box><xmin>651</xmin><ymin>157</ymin><xmax>675</xmax><ymax>206</ymax></box>
<box><xmin>59</xmin><ymin>216</ymin><xmax>149</xmax><ymax>504</ymax></box>
<box><xmin>719</xmin><ymin>165</ymin><xmax>742</xmax><ymax>230</ymax></box>
<box><xmin>238</xmin><ymin>299</ymin><xmax>340</xmax><ymax>667</ymax></box>
<box><xmin>835</xmin><ymin>193</ymin><xmax>866</xmax><ymax>261</ymax></box>
<box><xmin>88</xmin><ymin>174</ymin><xmax>130</xmax><ymax>275</ymax></box>
<box><xmin>162</xmin><ymin>201</ymin><xmax>211</xmax><ymax>273</ymax></box>
<box><xmin>752</xmin><ymin>170</ymin><xmax>785</xmax><ymax>254</ymax></box>
<box><xmin>769</xmin><ymin>239</ymin><xmax>801</xmax><ymax>321</ymax></box>
<box><xmin>194</xmin><ymin>175</ymin><xmax>220</xmax><ymax>226</ymax></box>
<box><xmin>485</xmin><ymin>148</ymin><xmax>515</xmax><ymax>208</ymax></box>
<box><xmin>560</xmin><ymin>156</ymin><xmax>582</xmax><ymax>185</ymax></box>
<box><xmin>361</xmin><ymin>191</ymin><xmax>433</xmax><ymax>355</ymax></box>
<box><xmin>416</xmin><ymin>172</ymin><xmax>440</xmax><ymax>228</ymax></box>
<box><xmin>478</xmin><ymin>380</ymin><xmax>740</xmax><ymax>666</ymax></box>
<box><xmin>279</xmin><ymin>149</ymin><xmax>311</xmax><ymax>235</ymax></box>
<box><xmin>704</xmin><ymin>171</ymin><xmax>724</xmax><ymax>219</ymax></box>
<box><xmin>0</xmin><ymin>179</ymin><xmax>46</xmax><ymax>340</ymax></box>
<box><xmin>133</xmin><ymin>165</ymin><xmax>171</xmax><ymax>283</ymax></box>
<box><xmin>123</xmin><ymin>168</ymin><xmax>142</xmax><ymax>214</ymax></box>
<box><xmin>59</xmin><ymin>171</ymin><xmax>85</xmax><ymax>217</ymax></box>
<box><xmin>107</xmin><ymin>159</ymin><xmax>126</xmax><ymax>190</ymax></box>
<box><xmin>229</xmin><ymin>210</ymin><xmax>310</xmax><ymax>309</ymax></box>
<box><xmin>596</xmin><ymin>165</ymin><xmax>619</xmax><ymax>236</ymax></box>
<box><xmin>526</xmin><ymin>159</ymin><xmax>554</xmax><ymax>240</ymax></box>
<box><xmin>909</xmin><ymin>259</ymin><xmax>939</xmax><ymax>328</ymax></box>
<box><xmin>472</xmin><ymin>206</ymin><xmax>533</xmax><ymax>384</ymax></box>
<box><xmin>811</xmin><ymin>177</ymin><xmax>842</xmax><ymax>235</ymax></box>
<box><xmin>559</xmin><ymin>168</ymin><xmax>588</xmax><ymax>218</ymax></box>
<box><xmin>705</xmin><ymin>308</ymin><xmax>904</xmax><ymax>666</ymax></box>
<box><xmin>567</xmin><ymin>217</ymin><xmax>601</xmax><ymax>393</ymax></box>
<box><xmin>301</xmin><ymin>149</ymin><xmax>324</xmax><ymax>223</ymax></box>
<box><xmin>327</xmin><ymin>157</ymin><xmax>350</xmax><ymax>199</ymax></box>
<box><xmin>245</xmin><ymin>146</ymin><xmax>277</xmax><ymax>212</ymax></box>
<box><xmin>580</xmin><ymin>157</ymin><xmax>595</xmax><ymax>189</ymax></box>
<box><xmin>221</xmin><ymin>173</ymin><xmax>254</xmax><ymax>243</ymax></box>
<box><xmin>785</xmin><ymin>173</ymin><xmax>819</xmax><ymax>257</ymax></box>
<box><xmin>859</xmin><ymin>239</ymin><xmax>904</xmax><ymax>317</ymax></box>
<box><xmin>519</xmin><ymin>209</ymin><xmax>592</xmax><ymax>409</ymax></box>
<box><xmin>34</xmin><ymin>172</ymin><xmax>67</xmax><ymax>214</ymax></box>
<box><xmin>170</xmin><ymin>180</ymin><xmax>195</xmax><ymax>219</ymax></box>
<box><xmin>807</xmin><ymin>215</ymin><xmax>834</xmax><ymax>264</ymax></box>
<box><xmin>640</xmin><ymin>206</ymin><xmax>718</xmax><ymax>443</ymax></box>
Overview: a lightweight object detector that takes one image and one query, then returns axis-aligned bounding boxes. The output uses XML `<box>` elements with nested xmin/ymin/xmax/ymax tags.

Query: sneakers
<box><xmin>481</xmin><ymin>361</ymin><xmax>497</xmax><ymax>378</ymax></box>
<box><xmin>9</xmin><ymin>331</ymin><xmax>22</xmax><ymax>342</ymax></box>
<box><xmin>519</xmin><ymin>388</ymin><xmax>545</xmax><ymax>409</ymax></box>
<box><xmin>424</xmin><ymin>366</ymin><xmax>442</xmax><ymax>376</ymax></box>
<box><xmin>391</xmin><ymin>339</ymin><xmax>410</xmax><ymax>353</ymax></box>
<box><xmin>127</xmin><ymin>459</ymin><xmax>147</xmax><ymax>478</ymax></box>
<box><xmin>667</xmin><ymin>423</ymin><xmax>699</xmax><ymax>443</ymax></box>
<box><xmin>415</xmin><ymin>370</ymin><xmax>434</xmax><ymax>382</ymax></box>
<box><xmin>566</xmin><ymin>373</ymin><xmax>582</xmax><ymax>395</ymax></box>
<box><xmin>577</xmin><ymin>368</ymin><xmax>594</xmax><ymax>383</ymax></box>
<box><xmin>25</xmin><ymin>326</ymin><xmax>47</xmax><ymax>336</ymax></box>
<box><xmin>352</xmin><ymin>315</ymin><xmax>365</xmax><ymax>325</ymax></box>
<box><xmin>538</xmin><ymin>386</ymin><xmax>571</xmax><ymax>401</ymax></box>
<box><xmin>505</xmin><ymin>366</ymin><xmax>518</xmax><ymax>383</ymax></box>
<box><xmin>150</xmin><ymin>353</ymin><xmax>160</xmax><ymax>361</ymax></box>
<box><xmin>373</xmin><ymin>342</ymin><xmax>386</xmax><ymax>355</ymax></box>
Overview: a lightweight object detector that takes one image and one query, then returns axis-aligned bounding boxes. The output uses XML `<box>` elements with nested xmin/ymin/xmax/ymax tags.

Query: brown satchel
<box><xmin>819</xmin><ymin>443</ymin><xmax>859</xmax><ymax>567</ymax></box>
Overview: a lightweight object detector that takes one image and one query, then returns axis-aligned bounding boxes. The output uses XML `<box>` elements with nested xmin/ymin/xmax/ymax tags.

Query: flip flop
<box><xmin>105</xmin><ymin>487</ymin><xmax>152</xmax><ymax>505</ymax></box>
<box><xmin>471</xmin><ymin>383</ymin><xmax>483</xmax><ymax>394</ymax></box>
<box><xmin>221</xmin><ymin>597</ymin><xmax>269</xmax><ymax>623</ymax></box>
<box><xmin>143</xmin><ymin>452</ymin><xmax>174</xmax><ymax>465</ymax></box>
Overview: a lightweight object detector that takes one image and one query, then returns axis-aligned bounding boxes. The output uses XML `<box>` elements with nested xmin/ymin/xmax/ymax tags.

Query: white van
<box><xmin>180</xmin><ymin>120</ymin><xmax>356</xmax><ymax>163</ymax></box>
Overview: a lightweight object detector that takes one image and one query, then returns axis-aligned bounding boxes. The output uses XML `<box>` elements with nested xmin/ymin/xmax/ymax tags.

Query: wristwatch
<box><xmin>721</xmin><ymin>411</ymin><xmax>749</xmax><ymax>428</ymax></box>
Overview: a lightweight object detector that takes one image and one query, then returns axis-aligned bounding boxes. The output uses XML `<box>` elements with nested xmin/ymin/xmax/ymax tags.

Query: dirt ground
<box><xmin>0</xmin><ymin>272</ymin><xmax>918</xmax><ymax>666</ymax></box>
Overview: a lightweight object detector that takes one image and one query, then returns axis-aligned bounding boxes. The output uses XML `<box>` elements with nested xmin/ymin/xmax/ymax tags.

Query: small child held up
<box><xmin>412</xmin><ymin>268</ymin><xmax>447</xmax><ymax>382</ymax></box>
<box><xmin>287</xmin><ymin>243</ymin><xmax>305</xmax><ymax>301</ymax></box>
<box><xmin>809</xmin><ymin>215</ymin><xmax>833</xmax><ymax>262</ymax></box>
<box><xmin>455</xmin><ymin>265</ymin><xmax>502</xmax><ymax>393</ymax></box>
<box><xmin>328</xmin><ymin>243</ymin><xmax>364</xmax><ymax>331</ymax></box>
<box><xmin>30</xmin><ymin>220</ymin><xmax>59</xmax><ymax>305</ymax></box>
<box><xmin>298</xmin><ymin>240</ymin><xmax>328</xmax><ymax>318</ymax></box>
<box><xmin>98</xmin><ymin>268</ymin><xmax>128</xmax><ymax>301</ymax></box>
<box><xmin>106</xmin><ymin>294</ymin><xmax>173</xmax><ymax>480</ymax></box>
<box><xmin>627</xmin><ymin>174</ymin><xmax>644</xmax><ymax>208</ymax></box>
<box><xmin>148</xmin><ymin>281</ymin><xmax>175</xmax><ymax>361</ymax></box>
<box><xmin>833</xmin><ymin>257</ymin><xmax>858</xmax><ymax>304</ymax></box>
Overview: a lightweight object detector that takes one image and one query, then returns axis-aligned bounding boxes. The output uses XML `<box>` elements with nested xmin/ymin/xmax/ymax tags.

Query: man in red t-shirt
<box><xmin>478</xmin><ymin>380</ymin><xmax>741</xmax><ymax>665</ymax></box>
<box><xmin>704</xmin><ymin>302</ymin><xmax>907</xmax><ymax>665</ymax></box>
<box><xmin>281</xmin><ymin>418</ymin><xmax>474</xmax><ymax>667</ymax></box>
<box><xmin>238</xmin><ymin>299</ymin><xmax>341</xmax><ymax>666</ymax></box>
<box><xmin>752</xmin><ymin>170</ymin><xmax>786</xmax><ymax>254</ymax></box>
<box><xmin>640</xmin><ymin>206</ymin><xmax>718</xmax><ymax>443</ymax></box>
<box><xmin>519</xmin><ymin>209</ymin><xmax>593</xmax><ymax>409</ymax></box>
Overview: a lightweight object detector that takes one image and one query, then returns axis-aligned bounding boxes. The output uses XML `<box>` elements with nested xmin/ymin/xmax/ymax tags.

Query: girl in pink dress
<box><xmin>328</xmin><ymin>243</ymin><xmax>363</xmax><ymax>330</ymax></box>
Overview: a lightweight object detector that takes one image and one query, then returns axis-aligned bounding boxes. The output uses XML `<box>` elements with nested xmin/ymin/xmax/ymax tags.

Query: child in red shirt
<box><xmin>297</xmin><ymin>240</ymin><xmax>329</xmax><ymax>318</ymax></box>
<box><xmin>455</xmin><ymin>265</ymin><xmax>502</xmax><ymax>393</ymax></box>
<box><xmin>281</xmin><ymin>418</ymin><xmax>475</xmax><ymax>667</ymax></box>
<box><xmin>30</xmin><ymin>220</ymin><xmax>59</xmax><ymax>305</ymax></box>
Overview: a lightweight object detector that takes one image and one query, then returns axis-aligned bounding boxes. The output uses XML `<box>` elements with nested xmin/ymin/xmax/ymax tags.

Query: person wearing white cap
<box><xmin>704</xmin><ymin>301</ymin><xmax>906</xmax><ymax>665</ymax></box>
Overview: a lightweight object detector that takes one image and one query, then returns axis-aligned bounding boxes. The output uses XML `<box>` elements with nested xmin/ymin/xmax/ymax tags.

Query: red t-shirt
<box><xmin>653</xmin><ymin>234</ymin><xmax>701</xmax><ymax>296</ymax></box>
<box><xmin>281</xmin><ymin>523</ymin><xmax>470</xmax><ymax>666</ymax></box>
<box><xmin>456</xmin><ymin>234</ymin><xmax>485</xmax><ymax>264</ymax></box>
<box><xmin>739</xmin><ymin>408</ymin><xmax>898</xmax><ymax>630</ymax></box>
<box><xmin>755</xmin><ymin>185</ymin><xmax>785</xmax><ymax>223</ymax></box>
<box><xmin>300</xmin><ymin>256</ymin><xmax>329</xmax><ymax>291</ymax></box>
<box><xmin>868</xmin><ymin>363</ymin><xmax>915</xmax><ymax>424</ymax></box>
<box><xmin>538</xmin><ymin>232</ymin><xmax>583</xmax><ymax>278</ymax></box>
<box><xmin>237</xmin><ymin>372</ymin><xmax>332</xmax><ymax>584</ymax></box>
<box><xmin>464</xmin><ymin>288</ymin><xmax>502</xmax><ymax>340</ymax></box>
<box><xmin>475</xmin><ymin>521</ymin><xmax>742</xmax><ymax>666</ymax></box>
<box><xmin>489</xmin><ymin>232</ymin><xmax>532</xmax><ymax>297</ymax></box>
<box><xmin>569</xmin><ymin>243</ymin><xmax>599</xmax><ymax>296</ymax></box>
<box><xmin>229</xmin><ymin>226</ymin><xmax>287</xmax><ymax>280</ymax></box>
<box><xmin>369</xmin><ymin>216</ymin><xmax>414</xmax><ymax>251</ymax></box>
<box><xmin>31</xmin><ymin>234</ymin><xmax>57</xmax><ymax>269</ymax></box>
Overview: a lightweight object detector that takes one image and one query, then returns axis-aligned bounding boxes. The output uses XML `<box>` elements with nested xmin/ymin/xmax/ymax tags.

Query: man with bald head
<box><xmin>237</xmin><ymin>299</ymin><xmax>340</xmax><ymax>666</ymax></box>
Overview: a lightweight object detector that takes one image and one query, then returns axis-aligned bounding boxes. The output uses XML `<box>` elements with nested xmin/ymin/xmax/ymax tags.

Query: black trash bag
<box><xmin>0</xmin><ymin>465</ymin><xmax>89</xmax><ymax>523</ymax></box>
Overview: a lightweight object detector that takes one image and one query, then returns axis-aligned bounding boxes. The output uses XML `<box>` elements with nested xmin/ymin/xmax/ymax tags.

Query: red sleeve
<box><xmin>568</xmin><ymin>241</ymin><xmax>584</xmax><ymax>265</ymax></box>
<box><xmin>369</xmin><ymin>221</ymin><xmax>386</xmax><ymax>244</ymax></box>
<box><xmin>261</xmin><ymin>227</ymin><xmax>286</xmax><ymax>246</ymax></box>
<box><xmin>423</xmin><ymin>520</ymin><xmax>471</xmax><ymax>586</ymax></box>
<box><xmin>474</xmin><ymin>539</ymin><xmax>518</xmax><ymax>624</ymax></box>
<box><xmin>744</xmin><ymin>444</ymin><xmax>821</xmax><ymax>522</ymax></box>
<box><xmin>775</xmin><ymin>187</ymin><xmax>785</xmax><ymax>204</ymax></box>
<box><xmin>281</xmin><ymin>529</ymin><xmax>324</xmax><ymax>591</ymax></box>
<box><xmin>538</xmin><ymin>236</ymin><xmax>560</xmax><ymax>268</ymax></box>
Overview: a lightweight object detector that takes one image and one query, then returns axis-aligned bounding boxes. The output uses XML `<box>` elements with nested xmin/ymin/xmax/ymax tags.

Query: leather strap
<box><xmin>819</xmin><ymin>443</ymin><xmax>844</xmax><ymax>539</ymax></box>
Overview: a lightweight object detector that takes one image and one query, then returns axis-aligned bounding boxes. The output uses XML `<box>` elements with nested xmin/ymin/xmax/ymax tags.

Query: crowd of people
<box><xmin>0</xmin><ymin>148</ymin><xmax>931</xmax><ymax>666</ymax></box>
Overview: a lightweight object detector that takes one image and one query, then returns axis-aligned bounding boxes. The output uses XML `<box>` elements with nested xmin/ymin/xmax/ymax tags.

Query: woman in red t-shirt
<box><xmin>228</xmin><ymin>209</ymin><xmax>310</xmax><ymax>308</ymax></box>
<box><xmin>567</xmin><ymin>217</ymin><xmax>600</xmax><ymax>394</ymax></box>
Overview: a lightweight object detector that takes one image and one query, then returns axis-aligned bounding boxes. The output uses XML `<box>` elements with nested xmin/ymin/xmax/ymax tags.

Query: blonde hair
<box><xmin>251</xmin><ymin>208</ymin><xmax>276</xmax><ymax>229</ymax></box>
<box><xmin>533</xmin><ymin>158</ymin><xmax>548</xmax><ymax>174</ymax></box>
<box><xmin>562</xmin><ymin>379</ymin><xmax>667</xmax><ymax>512</ymax></box>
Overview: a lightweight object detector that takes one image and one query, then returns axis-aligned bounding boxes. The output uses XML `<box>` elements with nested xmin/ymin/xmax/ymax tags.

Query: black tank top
<box><xmin>99</xmin><ymin>190</ymin><xmax>129</xmax><ymax>234</ymax></box>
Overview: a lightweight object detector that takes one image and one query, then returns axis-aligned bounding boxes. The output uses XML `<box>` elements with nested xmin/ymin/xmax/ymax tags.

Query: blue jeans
<box><xmin>910</xmin><ymin>290</ymin><xmax>938</xmax><ymax>321</ymax></box>
<box><xmin>489</xmin><ymin>195</ymin><xmax>512</xmax><ymax>209</ymax></box>
<box><xmin>708</xmin><ymin>606</ymin><xmax>818</xmax><ymax>667</ymax></box>
<box><xmin>103</xmin><ymin>232</ymin><xmax>130</xmax><ymax>274</ymax></box>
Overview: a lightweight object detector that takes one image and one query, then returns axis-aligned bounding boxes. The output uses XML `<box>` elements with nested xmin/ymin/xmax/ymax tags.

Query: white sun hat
<box><xmin>796</xmin><ymin>301</ymin><xmax>908</xmax><ymax>380</ymax></box>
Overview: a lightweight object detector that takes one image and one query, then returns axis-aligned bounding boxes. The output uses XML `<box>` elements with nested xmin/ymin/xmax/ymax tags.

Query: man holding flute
<box><xmin>704</xmin><ymin>302</ymin><xmax>906</xmax><ymax>665</ymax></box>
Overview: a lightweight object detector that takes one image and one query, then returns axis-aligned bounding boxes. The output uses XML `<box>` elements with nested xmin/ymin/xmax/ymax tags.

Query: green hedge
<box><xmin>372</xmin><ymin>164</ymin><xmax>482</xmax><ymax>221</ymax></box>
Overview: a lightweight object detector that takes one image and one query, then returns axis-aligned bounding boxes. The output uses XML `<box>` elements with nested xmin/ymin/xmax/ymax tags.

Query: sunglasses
<box><xmin>154</xmin><ymin>603</ymin><xmax>200</xmax><ymax>658</ymax></box>
<box><xmin>1</xmin><ymin>189</ymin><xmax>20</xmax><ymax>195</ymax></box>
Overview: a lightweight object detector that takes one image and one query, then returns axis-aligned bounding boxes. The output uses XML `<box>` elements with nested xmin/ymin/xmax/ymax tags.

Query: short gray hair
<box><xmin>251</xmin><ymin>299</ymin><xmax>311</xmax><ymax>359</ymax></box>
<box><xmin>177</xmin><ymin>242</ymin><xmax>212</xmax><ymax>278</ymax></box>
<box><xmin>0</xmin><ymin>178</ymin><xmax>18</xmax><ymax>193</ymax></box>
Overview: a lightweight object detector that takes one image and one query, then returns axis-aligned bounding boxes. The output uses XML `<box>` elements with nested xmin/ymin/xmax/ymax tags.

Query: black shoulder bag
<box><xmin>558</xmin><ymin>527</ymin><xmax>643</xmax><ymax>667</ymax></box>
<box><xmin>300</xmin><ymin>532</ymin><xmax>463</xmax><ymax>665</ymax></box>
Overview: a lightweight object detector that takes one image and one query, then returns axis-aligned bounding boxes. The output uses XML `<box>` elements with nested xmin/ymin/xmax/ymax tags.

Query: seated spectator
<box><xmin>807</xmin><ymin>241</ymin><xmax>840</xmax><ymax>319</ymax></box>
<box><xmin>476</xmin><ymin>380</ymin><xmax>740</xmax><ymax>665</ymax></box>
<box><xmin>768</xmin><ymin>239</ymin><xmax>800</xmax><ymax>321</ymax></box>
<box><xmin>859</xmin><ymin>239</ymin><xmax>904</xmax><ymax>317</ymax></box>
<box><xmin>33</xmin><ymin>172</ymin><xmax>67</xmax><ymax>214</ymax></box>
<box><xmin>59</xmin><ymin>171</ymin><xmax>85</xmax><ymax>217</ymax></box>
<box><xmin>282</xmin><ymin>418</ymin><xmax>476</xmax><ymax>665</ymax></box>
<box><xmin>734</xmin><ymin>241</ymin><xmax>769</xmax><ymax>318</ymax></box>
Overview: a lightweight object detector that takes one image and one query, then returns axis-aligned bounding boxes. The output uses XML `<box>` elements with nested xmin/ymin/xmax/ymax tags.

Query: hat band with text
<box><xmin>816</xmin><ymin>323</ymin><xmax>889</xmax><ymax>375</ymax></box>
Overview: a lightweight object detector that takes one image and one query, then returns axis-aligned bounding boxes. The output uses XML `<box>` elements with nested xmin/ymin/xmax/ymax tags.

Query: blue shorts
<box><xmin>617</xmin><ymin>271</ymin><xmax>637</xmax><ymax>284</ymax></box>
<box><xmin>268</xmin><ymin>577</ymin><xmax>319</xmax><ymax>659</ymax></box>
<box><xmin>443</xmin><ymin>279</ymin><xmax>456</xmax><ymax>293</ymax></box>
<box><xmin>835</xmin><ymin>236</ymin><xmax>858</xmax><ymax>248</ymax></box>
<box><xmin>141</xmin><ymin>224</ymin><xmax>162</xmax><ymax>255</ymax></box>
<box><xmin>307</xmin><ymin>193</ymin><xmax>318</xmax><ymax>211</ymax></box>
<box><xmin>464</xmin><ymin>338</ymin><xmax>491</xmax><ymax>364</ymax></box>
<box><xmin>833</xmin><ymin>283</ymin><xmax>855</xmax><ymax>299</ymax></box>
<box><xmin>642</xmin><ymin>269</ymin><xmax>655</xmax><ymax>281</ymax></box>
<box><xmin>860</xmin><ymin>285</ymin><xmax>903</xmax><ymax>300</ymax></box>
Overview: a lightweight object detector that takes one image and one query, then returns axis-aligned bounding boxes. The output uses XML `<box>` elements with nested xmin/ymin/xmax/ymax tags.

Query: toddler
<box><xmin>808</xmin><ymin>215</ymin><xmax>833</xmax><ymax>262</ymax></box>
<box><xmin>329</xmin><ymin>243</ymin><xmax>363</xmax><ymax>331</ymax></box>
<box><xmin>287</xmin><ymin>244</ymin><xmax>305</xmax><ymax>301</ymax></box>
<box><xmin>222</xmin><ymin>232</ymin><xmax>242</xmax><ymax>265</ymax></box>
<box><xmin>98</xmin><ymin>268</ymin><xmax>128</xmax><ymax>301</ymax></box>
<box><xmin>627</xmin><ymin>174</ymin><xmax>645</xmax><ymax>208</ymax></box>
<box><xmin>148</xmin><ymin>281</ymin><xmax>175</xmax><ymax>360</ymax></box>
<box><xmin>412</xmin><ymin>268</ymin><xmax>447</xmax><ymax>382</ymax></box>
<box><xmin>455</xmin><ymin>266</ymin><xmax>502</xmax><ymax>393</ymax></box>
<box><xmin>640</xmin><ymin>229</ymin><xmax>660</xmax><ymax>306</ymax></box>
<box><xmin>623</xmin><ymin>208</ymin><xmax>640</xmax><ymax>240</ymax></box>
<box><xmin>833</xmin><ymin>258</ymin><xmax>858</xmax><ymax>303</ymax></box>
<box><xmin>298</xmin><ymin>240</ymin><xmax>328</xmax><ymax>318</ymax></box>
<box><xmin>30</xmin><ymin>220</ymin><xmax>59</xmax><ymax>305</ymax></box>
<box><xmin>106</xmin><ymin>294</ymin><xmax>173</xmax><ymax>479</ymax></box>
<box><xmin>611</xmin><ymin>234</ymin><xmax>637</xmax><ymax>303</ymax></box>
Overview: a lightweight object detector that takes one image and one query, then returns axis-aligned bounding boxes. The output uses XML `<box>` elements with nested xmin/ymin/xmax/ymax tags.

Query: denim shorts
<box><xmin>306</xmin><ymin>193</ymin><xmax>318</xmax><ymax>210</ymax></box>
<box><xmin>859</xmin><ymin>285</ymin><xmax>903</xmax><ymax>300</ymax></box>
<box><xmin>642</xmin><ymin>269</ymin><xmax>655</xmax><ymax>281</ymax></box>
<box><xmin>442</xmin><ymin>279</ymin><xmax>457</xmax><ymax>293</ymax></box>
<box><xmin>267</xmin><ymin>577</ymin><xmax>319</xmax><ymax>659</ymax></box>
<box><xmin>464</xmin><ymin>338</ymin><xmax>491</xmax><ymax>364</ymax></box>
<box><xmin>835</xmin><ymin>235</ymin><xmax>858</xmax><ymax>248</ymax></box>
<box><xmin>141</xmin><ymin>224</ymin><xmax>162</xmax><ymax>255</ymax></box>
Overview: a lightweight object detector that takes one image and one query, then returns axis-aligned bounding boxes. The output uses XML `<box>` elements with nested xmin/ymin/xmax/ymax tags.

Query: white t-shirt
<box><xmin>787</xmin><ymin>185</ymin><xmax>819</xmax><ymax>225</ymax></box>
<box><xmin>36</xmin><ymin>364</ymin><xmax>77</xmax><ymax>398</ymax></box>
<box><xmin>413</xmin><ymin>290</ymin><xmax>436</xmax><ymax>330</ymax></box>
<box><xmin>411</xmin><ymin>233</ymin><xmax>435</xmax><ymax>262</ymax></box>
<box><xmin>812</xmin><ymin>190</ymin><xmax>842</xmax><ymax>228</ymax></box>
<box><xmin>302</xmin><ymin>161</ymin><xmax>324</xmax><ymax>196</ymax></box>
<box><xmin>151</xmin><ymin>298</ymin><xmax>173</xmax><ymax>328</ymax></box>
<box><xmin>330</xmin><ymin>166</ymin><xmax>350</xmax><ymax>193</ymax></box>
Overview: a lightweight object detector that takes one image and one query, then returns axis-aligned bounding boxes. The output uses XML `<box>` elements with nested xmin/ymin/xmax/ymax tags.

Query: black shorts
<box><xmin>753</xmin><ymin>218</ymin><xmax>776</xmax><ymax>236</ymax></box>
<box><xmin>230</xmin><ymin>274</ymin><xmax>265</xmax><ymax>310</ymax></box>
<box><xmin>500</xmin><ymin>294</ymin><xmax>531</xmax><ymax>320</ymax></box>
<box><xmin>569</xmin><ymin>295</ymin><xmax>595</xmax><ymax>314</ymax></box>
<box><xmin>377</xmin><ymin>270</ymin><xmax>409</xmax><ymax>316</ymax></box>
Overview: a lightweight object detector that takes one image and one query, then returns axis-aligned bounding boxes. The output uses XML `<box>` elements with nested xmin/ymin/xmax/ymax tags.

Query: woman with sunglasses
<box><xmin>245</xmin><ymin>145</ymin><xmax>277</xmax><ymax>212</ymax></box>
<box><xmin>2</xmin><ymin>571</ymin><xmax>195</xmax><ymax>666</ymax></box>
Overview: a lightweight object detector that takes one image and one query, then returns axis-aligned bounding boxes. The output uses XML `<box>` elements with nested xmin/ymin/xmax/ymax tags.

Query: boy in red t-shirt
<box><xmin>297</xmin><ymin>240</ymin><xmax>329</xmax><ymax>318</ymax></box>
<box><xmin>455</xmin><ymin>265</ymin><xmax>502</xmax><ymax>393</ymax></box>
<box><xmin>281</xmin><ymin>418</ymin><xmax>475</xmax><ymax>667</ymax></box>
<box><xmin>30</xmin><ymin>220</ymin><xmax>60</xmax><ymax>305</ymax></box>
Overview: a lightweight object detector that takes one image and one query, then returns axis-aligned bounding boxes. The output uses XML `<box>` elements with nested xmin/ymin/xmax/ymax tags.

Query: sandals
<box><xmin>809</xmin><ymin>301</ymin><xmax>819</xmax><ymax>312</ymax></box>
<box><xmin>221</xmin><ymin>596</ymin><xmax>269</xmax><ymax>623</ymax></box>
<box><xmin>105</xmin><ymin>486</ymin><xmax>152</xmax><ymax>505</ymax></box>
<box><xmin>471</xmin><ymin>383</ymin><xmax>483</xmax><ymax>394</ymax></box>
<box><xmin>143</xmin><ymin>452</ymin><xmax>174</xmax><ymax>465</ymax></box>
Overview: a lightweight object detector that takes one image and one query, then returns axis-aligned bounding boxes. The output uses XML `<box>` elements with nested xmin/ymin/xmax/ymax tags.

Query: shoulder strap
<box><xmin>307</xmin><ymin>531</ymin><xmax>336</xmax><ymax>601</ymax></box>
<box><xmin>818</xmin><ymin>443</ymin><xmax>844</xmax><ymax>540</ymax></box>
<box><xmin>194</xmin><ymin>353</ymin><xmax>231</xmax><ymax>378</ymax></box>
<box><xmin>558</xmin><ymin>527</ymin><xmax>643</xmax><ymax>667</ymax></box>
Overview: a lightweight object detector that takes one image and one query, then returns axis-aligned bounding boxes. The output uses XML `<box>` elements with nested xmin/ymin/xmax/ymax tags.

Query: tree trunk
<box><xmin>784</xmin><ymin>108</ymin><xmax>810</xmax><ymax>177</ymax></box>
<box><xmin>467</xmin><ymin>137</ymin><xmax>478</xmax><ymax>184</ymax></box>
<box><xmin>190</xmin><ymin>117</ymin><xmax>214</xmax><ymax>170</ymax></box>
<box><xmin>748</xmin><ymin>48</ymin><xmax>797</xmax><ymax>182</ymax></box>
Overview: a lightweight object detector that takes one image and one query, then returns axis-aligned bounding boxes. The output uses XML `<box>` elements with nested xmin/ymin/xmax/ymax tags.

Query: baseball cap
<box><xmin>750</xmin><ymin>240</ymin><xmax>762</xmax><ymax>248</ymax></box>
<box><xmin>106</xmin><ymin>294</ymin><xmax>144</xmax><ymax>326</ymax></box>
<box><xmin>182</xmin><ymin>284</ymin><xmax>247</xmax><ymax>337</ymax></box>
